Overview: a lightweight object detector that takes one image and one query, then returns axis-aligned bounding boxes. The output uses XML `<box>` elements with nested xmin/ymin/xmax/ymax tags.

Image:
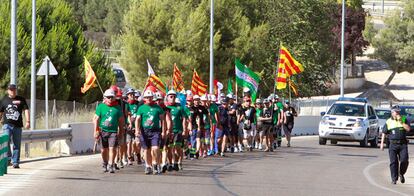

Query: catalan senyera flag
<box><xmin>145</xmin><ymin>74</ymin><xmax>166</xmax><ymax>95</ymax></box>
<box><xmin>81</xmin><ymin>57</ymin><xmax>97</xmax><ymax>94</ymax></box>
<box><xmin>173</xmin><ymin>63</ymin><xmax>184</xmax><ymax>92</ymax></box>
<box><xmin>289</xmin><ymin>79</ymin><xmax>299</xmax><ymax>96</ymax></box>
<box><xmin>276</xmin><ymin>63</ymin><xmax>288</xmax><ymax>90</ymax></box>
<box><xmin>191</xmin><ymin>69</ymin><xmax>208</xmax><ymax>96</ymax></box>
<box><xmin>278</xmin><ymin>45</ymin><xmax>304</xmax><ymax>77</ymax></box>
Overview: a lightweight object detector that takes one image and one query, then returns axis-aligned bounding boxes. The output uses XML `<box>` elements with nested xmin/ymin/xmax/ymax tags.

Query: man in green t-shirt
<box><xmin>125</xmin><ymin>88</ymin><xmax>141</xmax><ymax>165</ymax></box>
<box><xmin>165</xmin><ymin>90</ymin><xmax>188</xmax><ymax>171</ymax></box>
<box><xmin>271</xmin><ymin>95</ymin><xmax>284</xmax><ymax>148</ymax></box>
<box><xmin>93</xmin><ymin>89</ymin><xmax>125</xmax><ymax>173</ymax></box>
<box><xmin>209</xmin><ymin>95</ymin><xmax>219</xmax><ymax>155</ymax></box>
<box><xmin>135</xmin><ymin>90</ymin><xmax>165</xmax><ymax>175</ymax></box>
<box><xmin>200</xmin><ymin>94</ymin><xmax>212</xmax><ymax>158</ymax></box>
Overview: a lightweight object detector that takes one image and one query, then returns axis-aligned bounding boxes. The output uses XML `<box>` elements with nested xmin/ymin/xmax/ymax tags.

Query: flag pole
<box><xmin>95</xmin><ymin>76</ymin><xmax>104</xmax><ymax>95</ymax></box>
<box><xmin>288</xmin><ymin>77</ymin><xmax>292</xmax><ymax>103</ymax></box>
<box><xmin>274</xmin><ymin>43</ymin><xmax>282</xmax><ymax>97</ymax></box>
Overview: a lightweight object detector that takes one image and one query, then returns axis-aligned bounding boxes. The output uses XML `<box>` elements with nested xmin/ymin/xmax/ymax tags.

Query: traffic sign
<box><xmin>37</xmin><ymin>56</ymin><xmax>58</xmax><ymax>76</ymax></box>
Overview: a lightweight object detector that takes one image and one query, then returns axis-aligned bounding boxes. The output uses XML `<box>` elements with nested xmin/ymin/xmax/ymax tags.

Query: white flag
<box><xmin>147</xmin><ymin>59</ymin><xmax>155</xmax><ymax>76</ymax></box>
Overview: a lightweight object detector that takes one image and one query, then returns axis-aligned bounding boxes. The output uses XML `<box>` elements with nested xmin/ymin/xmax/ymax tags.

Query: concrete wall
<box><xmin>288</xmin><ymin>116</ymin><xmax>321</xmax><ymax>136</ymax></box>
<box><xmin>56</xmin><ymin>122</ymin><xmax>95</xmax><ymax>155</ymax></box>
<box><xmin>329</xmin><ymin>77</ymin><xmax>366</xmax><ymax>94</ymax></box>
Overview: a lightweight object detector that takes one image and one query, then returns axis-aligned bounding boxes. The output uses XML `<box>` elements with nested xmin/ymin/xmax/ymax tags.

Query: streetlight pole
<box><xmin>209</xmin><ymin>0</ymin><xmax>214</xmax><ymax>94</ymax></box>
<box><xmin>30</xmin><ymin>0</ymin><xmax>36</xmax><ymax>130</ymax></box>
<box><xmin>11</xmin><ymin>0</ymin><xmax>17</xmax><ymax>85</ymax></box>
<box><xmin>340</xmin><ymin>0</ymin><xmax>346</xmax><ymax>97</ymax></box>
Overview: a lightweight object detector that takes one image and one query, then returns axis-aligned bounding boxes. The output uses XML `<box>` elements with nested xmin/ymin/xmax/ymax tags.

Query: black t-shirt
<box><xmin>190</xmin><ymin>105</ymin><xmax>208</xmax><ymax>129</ymax></box>
<box><xmin>0</xmin><ymin>95</ymin><xmax>29</xmax><ymax>127</ymax></box>
<box><xmin>218</xmin><ymin>105</ymin><xmax>230</xmax><ymax>128</ymax></box>
<box><xmin>284</xmin><ymin>106</ymin><xmax>297</xmax><ymax>123</ymax></box>
<box><xmin>229</xmin><ymin>103</ymin><xmax>238</xmax><ymax>123</ymax></box>
<box><xmin>242</xmin><ymin>106</ymin><xmax>256</xmax><ymax>122</ymax></box>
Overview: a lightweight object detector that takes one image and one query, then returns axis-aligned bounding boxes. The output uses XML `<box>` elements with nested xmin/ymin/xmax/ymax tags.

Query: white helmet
<box><xmin>200</xmin><ymin>94</ymin><xmax>208</xmax><ymax>101</ymax></box>
<box><xmin>210</xmin><ymin>95</ymin><xmax>217</xmax><ymax>102</ymax></box>
<box><xmin>193</xmin><ymin>95</ymin><xmax>200</xmax><ymax>100</ymax></box>
<box><xmin>256</xmin><ymin>99</ymin><xmax>262</xmax><ymax>104</ymax></box>
<box><xmin>103</xmin><ymin>89</ymin><xmax>116</xmax><ymax>97</ymax></box>
<box><xmin>186</xmin><ymin>90</ymin><xmax>193</xmax><ymax>96</ymax></box>
<box><xmin>135</xmin><ymin>90</ymin><xmax>141</xmax><ymax>97</ymax></box>
<box><xmin>167</xmin><ymin>90</ymin><xmax>176</xmax><ymax>96</ymax></box>
<box><xmin>155</xmin><ymin>91</ymin><xmax>163</xmax><ymax>100</ymax></box>
<box><xmin>143</xmin><ymin>90</ymin><xmax>154</xmax><ymax>98</ymax></box>
<box><xmin>226</xmin><ymin>93</ymin><xmax>234</xmax><ymax>99</ymax></box>
<box><xmin>243</xmin><ymin>87</ymin><xmax>250</xmax><ymax>93</ymax></box>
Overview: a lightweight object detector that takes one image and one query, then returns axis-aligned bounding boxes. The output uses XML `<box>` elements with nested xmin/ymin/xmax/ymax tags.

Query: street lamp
<box><xmin>340</xmin><ymin>0</ymin><xmax>346</xmax><ymax>97</ymax></box>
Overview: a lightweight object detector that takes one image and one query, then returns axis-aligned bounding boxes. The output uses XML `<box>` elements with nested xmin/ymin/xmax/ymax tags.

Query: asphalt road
<box><xmin>1</xmin><ymin>136</ymin><xmax>413</xmax><ymax>196</ymax></box>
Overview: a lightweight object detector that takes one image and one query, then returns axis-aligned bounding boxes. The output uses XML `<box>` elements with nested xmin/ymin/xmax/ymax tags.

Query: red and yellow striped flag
<box><xmin>289</xmin><ymin>79</ymin><xmax>299</xmax><ymax>96</ymax></box>
<box><xmin>173</xmin><ymin>63</ymin><xmax>184</xmax><ymax>92</ymax></box>
<box><xmin>191</xmin><ymin>69</ymin><xmax>207</xmax><ymax>96</ymax></box>
<box><xmin>278</xmin><ymin>45</ymin><xmax>304</xmax><ymax>77</ymax></box>
<box><xmin>145</xmin><ymin>74</ymin><xmax>166</xmax><ymax>95</ymax></box>
<box><xmin>81</xmin><ymin>57</ymin><xmax>97</xmax><ymax>93</ymax></box>
<box><xmin>276</xmin><ymin>63</ymin><xmax>288</xmax><ymax>90</ymax></box>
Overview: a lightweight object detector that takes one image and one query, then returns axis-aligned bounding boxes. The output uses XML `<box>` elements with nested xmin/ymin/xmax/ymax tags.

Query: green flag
<box><xmin>227</xmin><ymin>79</ymin><xmax>233</xmax><ymax>94</ymax></box>
<box><xmin>235</xmin><ymin>59</ymin><xmax>261</xmax><ymax>102</ymax></box>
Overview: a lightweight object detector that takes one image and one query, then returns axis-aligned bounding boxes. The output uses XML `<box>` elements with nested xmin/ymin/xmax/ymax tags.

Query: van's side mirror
<box><xmin>321</xmin><ymin>112</ymin><xmax>326</xmax><ymax>116</ymax></box>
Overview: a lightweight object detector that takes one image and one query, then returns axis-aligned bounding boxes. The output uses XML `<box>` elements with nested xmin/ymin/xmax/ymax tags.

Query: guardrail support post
<box><xmin>24</xmin><ymin>143</ymin><xmax>30</xmax><ymax>158</ymax></box>
<box><xmin>46</xmin><ymin>141</ymin><xmax>50</xmax><ymax>151</ymax></box>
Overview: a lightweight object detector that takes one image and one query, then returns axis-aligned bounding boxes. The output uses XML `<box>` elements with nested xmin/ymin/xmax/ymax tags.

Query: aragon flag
<box><xmin>191</xmin><ymin>69</ymin><xmax>208</xmax><ymax>96</ymax></box>
<box><xmin>81</xmin><ymin>57</ymin><xmax>97</xmax><ymax>94</ymax></box>
<box><xmin>173</xmin><ymin>63</ymin><xmax>184</xmax><ymax>92</ymax></box>
<box><xmin>276</xmin><ymin>45</ymin><xmax>304</xmax><ymax>90</ymax></box>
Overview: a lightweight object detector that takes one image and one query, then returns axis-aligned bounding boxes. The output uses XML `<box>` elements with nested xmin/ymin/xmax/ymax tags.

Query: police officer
<box><xmin>380</xmin><ymin>105</ymin><xmax>411</xmax><ymax>184</ymax></box>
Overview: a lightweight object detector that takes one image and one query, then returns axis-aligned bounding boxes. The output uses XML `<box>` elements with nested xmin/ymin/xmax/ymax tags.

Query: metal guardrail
<box><xmin>22</xmin><ymin>128</ymin><xmax>72</xmax><ymax>143</ymax></box>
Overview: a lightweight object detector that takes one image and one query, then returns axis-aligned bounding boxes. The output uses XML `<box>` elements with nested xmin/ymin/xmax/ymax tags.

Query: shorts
<box><xmin>215</xmin><ymin>127</ymin><xmax>230</xmax><ymax>138</ymax></box>
<box><xmin>140</xmin><ymin>129</ymin><xmax>161</xmax><ymax>149</ymax></box>
<box><xmin>260</xmin><ymin>124</ymin><xmax>273</xmax><ymax>136</ymax></box>
<box><xmin>283</xmin><ymin>122</ymin><xmax>294</xmax><ymax>136</ymax></box>
<box><xmin>118</xmin><ymin>130</ymin><xmax>126</xmax><ymax>145</ymax></box>
<box><xmin>230</xmin><ymin>124</ymin><xmax>238</xmax><ymax>137</ymax></box>
<box><xmin>101</xmin><ymin>131</ymin><xmax>118</xmax><ymax>148</ymax></box>
<box><xmin>173</xmin><ymin>133</ymin><xmax>184</xmax><ymax>148</ymax></box>
<box><xmin>160</xmin><ymin>133</ymin><xmax>173</xmax><ymax>149</ymax></box>
<box><xmin>126</xmin><ymin>130</ymin><xmax>135</xmax><ymax>143</ymax></box>
<box><xmin>243</xmin><ymin>124</ymin><xmax>256</xmax><ymax>138</ymax></box>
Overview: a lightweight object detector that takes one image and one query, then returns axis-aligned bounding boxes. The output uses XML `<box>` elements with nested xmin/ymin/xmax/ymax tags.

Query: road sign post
<box><xmin>37</xmin><ymin>56</ymin><xmax>58</xmax><ymax>129</ymax></box>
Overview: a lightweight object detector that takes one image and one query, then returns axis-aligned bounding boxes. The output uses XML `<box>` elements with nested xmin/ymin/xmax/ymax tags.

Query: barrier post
<box><xmin>0</xmin><ymin>134</ymin><xmax>9</xmax><ymax>176</ymax></box>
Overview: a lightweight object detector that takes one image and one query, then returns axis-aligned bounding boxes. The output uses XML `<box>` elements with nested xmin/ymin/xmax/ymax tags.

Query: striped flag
<box><xmin>235</xmin><ymin>59</ymin><xmax>261</xmax><ymax>102</ymax></box>
<box><xmin>289</xmin><ymin>79</ymin><xmax>299</xmax><ymax>96</ymax></box>
<box><xmin>191</xmin><ymin>69</ymin><xmax>207</xmax><ymax>96</ymax></box>
<box><xmin>278</xmin><ymin>45</ymin><xmax>304</xmax><ymax>77</ymax></box>
<box><xmin>172</xmin><ymin>63</ymin><xmax>184</xmax><ymax>92</ymax></box>
<box><xmin>276</xmin><ymin>63</ymin><xmax>288</xmax><ymax>90</ymax></box>
<box><xmin>145</xmin><ymin>74</ymin><xmax>166</xmax><ymax>95</ymax></box>
<box><xmin>81</xmin><ymin>57</ymin><xmax>97</xmax><ymax>93</ymax></box>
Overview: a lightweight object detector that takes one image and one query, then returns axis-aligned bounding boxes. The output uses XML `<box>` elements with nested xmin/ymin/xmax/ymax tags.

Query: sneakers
<box><xmin>258</xmin><ymin>144</ymin><xmax>263</xmax><ymax>150</ymax></box>
<box><xmin>400</xmin><ymin>174</ymin><xmax>405</xmax><ymax>184</ymax></box>
<box><xmin>162</xmin><ymin>164</ymin><xmax>168</xmax><ymax>173</ymax></box>
<box><xmin>12</xmin><ymin>164</ymin><xmax>20</xmax><ymax>169</ymax></box>
<box><xmin>287</xmin><ymin>143</ymin><xmax>291</xmax><ymax>147</ymax></box>
<box><xmin>119</xmin><ymin>160</ymin><xmax>124</xmax><ymax>168</ymax></box>
<box><xmin>145</xmin><ymin>166</ymin><xmax>152</xmax><ymax>175</ymax></box>
<box><xmin>195</xmin><ymin>152</ymin><xmax>200</xmax><ymax>159</ymax></box>
<box><xmin>391</xmin><ymin>180</ymin><xmax>397</xmax><ymax>185</ymax></box>
<box><xmin>168</xmin><ymin>164</ymin><xmax>174</xmax><ymax>172</ymax></box>
<box><xmin>255</xmin><ymin>143</ymin><xmax>259</xmax><ymax>149</ymax></box>
<box><xmin>173</xmin><ymin>163</ymin><xmax>179</xmax><ymax>171</ymax></box>
<box><xmin>233</xmin><ymin>147</ymin><xmax>238</xmax><ymax>153</ymax></box>
<box><xmin>220</xmin><ymin>152</ymin><xmax>225</xmax><ymax>157</ymax></box>
<box><xmin>238</xmin><ymin>146</ymin><xmax>243</xmax><ymax>153</ymax></box>
<box><xmin>207</xmin><ymin>150</ymin><xmax>213</xmax><ymax>156</ymax></box>
<box><xmin>178</xmin><ymin>163</ymin><xmax>183</xmax><ymax>171</ymax></box>
<box><xmin>114</xmin><ymin>163</ymin><xmax>120</xmax><ymax>170</ymax></box>
<box><xmin>102</xmin><ymin>163</ymin><xmax>109</xmax><ymax>173</ymax></box>
<box><xmin>109</xmin><ymin>164</ymin><xmax>115</xmax><ymax>173</ymax></box>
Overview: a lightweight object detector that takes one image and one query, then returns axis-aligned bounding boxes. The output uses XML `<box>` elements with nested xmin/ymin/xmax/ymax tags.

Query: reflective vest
<box><xmin>385</xmin><ymin>116</ymin><xmax>407</xmax><ymax>140</ymax></box>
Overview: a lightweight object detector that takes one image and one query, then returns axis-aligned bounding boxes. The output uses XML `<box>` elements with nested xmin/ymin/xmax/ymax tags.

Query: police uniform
<box><xmin>382</xmin><ymin>114</ymin><xmax>410</xmax><ymax>184</ymax></box>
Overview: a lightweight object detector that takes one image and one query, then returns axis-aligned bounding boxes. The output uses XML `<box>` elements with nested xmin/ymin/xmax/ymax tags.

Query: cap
<box><xmin>200</xmin><ymin>94</ymin><xmax>208</xmax><ymax>101</ymax></box>
<box><xmin>285</xmin><ymin>100</ymin><xmax>290</xmax><ymax>104</ymax></box>
<box><xmin>155</xmin><ymin>92</ymin><xmax>163</xmax><ymax>100</ymax></box>
<box><xmin>263</xmin><ymin>99</ymin><xmax>269</xmax><ymax>104</ymax></box>
<box><xmin>126</xmin><ymin>88</ymin><xmax>135</xmax><ymax>95</ymax></box>
<box><xmin>103</xmin><ymin>89</ymin><xmax>116</xmax><ymax>97</ymax></box>
<box><xmin>221</xmin><ymin>97</ymin><xmax>229</xmax><ymax>103</ymax></box>
<box><xmin>255</xmin><ymin>99</ymin><xmax>262</xmax><ymax>104</ymax></box>
<box><xmin>143</xmin><ymin>90</ymin><xmax>154</xmax><ymax>98</ymax></box>
<box><xmin>193</xmin><ymin>95</ymin><xmax>200</xmax><ymax>100</ymax></box>
<box><xmin>135</xmin><ymin>90</ymin><xmax>141</xmax><ymax>97</ymax></box>
<box><xmin>7</xmin><ymin>84</ymin><xmax>17</xmax><ymax>90</ymax></box>
<box><xmin>167</xmin><ymin>90</ymin><xmax>176</xmax><ymax>96</ymax></box>
<box><xmin>220</xmin><ymin>93</ymin><xmax>225</xmax><ymax>98</ymax></box>
<box><xmin>391</xmin><ymin>105</ymin><xmax>401</xmax><ymax>112</ymax></box>
<box><xmin>226</xmin><ymin>93</ymin><xmax>234</xmax><ymax>99</ymax></box>
<box><xmin>243</xmin><ymin>87</ymin><xmax>250</xmax><ymax>93</ymax></box>
<box><xmin>274</xmin><ymin>94</ymin><xmax>279</xmax><ymax>99</ymax></box>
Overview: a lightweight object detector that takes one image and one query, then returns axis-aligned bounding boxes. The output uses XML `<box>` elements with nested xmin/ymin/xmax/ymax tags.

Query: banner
<box><xmin>235</xmin><ymin>59</ymin><xmax>261</xmax><ymax>102</ymax></box>
<box><xmin>0</xmin><ymin>134</ymin><xmax>9</xmax><ymax>176</ymax></box>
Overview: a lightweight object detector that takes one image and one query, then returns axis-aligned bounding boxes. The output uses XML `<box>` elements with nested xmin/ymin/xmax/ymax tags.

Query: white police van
<box><xmin>318</xmin><ymin>97</ymin><xmax>379</xmax><ymax>147</ymax></box>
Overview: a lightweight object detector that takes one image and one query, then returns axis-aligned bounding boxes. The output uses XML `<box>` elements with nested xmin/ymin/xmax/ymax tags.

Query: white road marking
<box><xmin>363</xmin><ymin>160</ymin><xmax>410</xmax><ymax>196</ymax></box>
